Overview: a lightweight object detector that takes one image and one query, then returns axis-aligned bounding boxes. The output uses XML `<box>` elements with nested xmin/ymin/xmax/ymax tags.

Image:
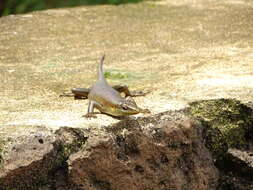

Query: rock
<box><xmin>189</xmin><ymin>99</ymin><xmax>253</xmax><ymax>189</ymax></box>
<box><xmin>0</xmin><ymin>126</ymin><xmax>88</xmax><ymax>190</ymax></box>
<box><xmin>0</xmin><ymin>111</ymin><xmax>219</xmax><ymax>189</ymax></box>
<box><xmin>218</xmin><ymin>172</ymin><xmax>253</xmax><ymax>190</ymax></box>
<box><xmin>189</xmin><ymin>98</ymin><xmax>253</xmax><ymax>160</ymax></box>
<box><xmin>216</xmin><ymin>148</ymin><xmax>253</xmax><ymax>190</ymax></box>
<box><xmin>67</xmin><ymin>111</ymin><xmax>218</xmax><ymax>190</ymax></box>
<box><xmin>224</xmin><ymin>148</ymin><xmax>253</xmax><ymax>177</ymax></box>
<box><xmin>0</xmin><ymin>126</ymin><xmax>57</xmax><ymax>189</ymax></box>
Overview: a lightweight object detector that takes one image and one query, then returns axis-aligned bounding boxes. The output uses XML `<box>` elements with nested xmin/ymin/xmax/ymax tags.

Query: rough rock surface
<box><xmin>225</xmin><ymin>148</ymin><xmax>253</xmax><ymax>177</ymax></box>
<box><xmin>217</xmin><ymin>147</ymin><xmax>253</xmax><ymax>190</ymax></box>
<box><xmin>68</xmin><ymin>111</ymin><xmax>218</xmax><ymax>190</ymax></box>
<box><xmin>0</xmin><ymin>126</ymin><xmax>88</xmax><ymax>189</ymax></box>
<box><xmin>0</xmin><ymin>111</ymin><xmax>219</xmax><ymax>189</ymax></box>
<box><xmin>189</xmin><ymin>99</ymin><xmax>253</xmax><ymax>159</ymax></box>
<box><xmin>189</xmin><ymin>99</ymin><xmax>253</xmax><ymax>190</ymax></box>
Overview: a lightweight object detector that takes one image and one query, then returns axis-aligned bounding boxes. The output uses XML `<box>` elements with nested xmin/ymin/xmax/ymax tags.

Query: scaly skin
<box><xmin>84</xmin><ymin>55</ymin><xmax>150</xmax><ymax>118</ymax></box>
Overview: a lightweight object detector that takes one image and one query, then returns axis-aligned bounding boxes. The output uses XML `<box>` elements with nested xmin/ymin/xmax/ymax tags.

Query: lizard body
<box><xmin>85</xmin><ymin>55</ymin><xmax>150</xmax><ymax>117</ymax></box>
<box><xmin>68</xmin><ymin>84</ymin><xmax>147</xmax><ymax>99</ymax></box>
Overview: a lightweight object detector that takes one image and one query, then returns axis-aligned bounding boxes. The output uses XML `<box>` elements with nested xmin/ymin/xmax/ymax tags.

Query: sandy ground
<box><xmin>0</xmin><ymin>0</ymin><xmax>252</xmax><ymax>131</ymax></box>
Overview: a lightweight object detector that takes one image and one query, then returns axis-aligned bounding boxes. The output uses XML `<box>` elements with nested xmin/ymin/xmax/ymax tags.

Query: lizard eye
<box><xmin>121</xmin><ymin>104</ymin><xmax>129</xmax><ymax>110</ymax></box>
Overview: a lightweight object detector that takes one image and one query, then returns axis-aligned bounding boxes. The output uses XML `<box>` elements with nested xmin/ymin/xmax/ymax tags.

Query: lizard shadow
<box><xmin>83</xmin><ymin>111</ymin><xmax>131</xmax><ymax>120</ymax></box>
<box><xmin>101</xmin><ymin>112</ymin><xmax>132</xmax><ymax>120</ymax></box>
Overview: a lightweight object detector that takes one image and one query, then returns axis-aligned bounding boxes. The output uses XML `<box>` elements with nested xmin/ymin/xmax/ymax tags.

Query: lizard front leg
<box><xmin>83</xmin><ymin>100</ymin><xmax>97</xmax><ymax>118</ymax></box>
<box><xmin>83</xmin><ymin>100</ymin><xmax>104</xmax><ymax>118</ymax></box>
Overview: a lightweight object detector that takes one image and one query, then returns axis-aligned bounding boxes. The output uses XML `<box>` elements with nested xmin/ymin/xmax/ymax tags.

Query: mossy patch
<box><xmin>104</xmin><ymin>70</ymin><xmax>146</xmax><ymax>82</ymax></box>
<box><xmin>0</xmin><ymin>139</ymin><xmax>5</xmax><ymax>165</ymax></box>
<box><xmin>104</xmin><ymin>70</ymin><xmax>130</xmax><ymax>80</ymax></box>
<box><xmin>189</xmin><ymin>98</ymin><xmax>253</xmax><ymax>158</ymax></box>
<box><xmin>0</xmin><ymin>138</ymin><xmax>10</xmax><ymax>167</ymax></box>
<box><xmin>57</xmin><ymin>128</ymin><xmax>88</xmax><ymax>159</ymax></box>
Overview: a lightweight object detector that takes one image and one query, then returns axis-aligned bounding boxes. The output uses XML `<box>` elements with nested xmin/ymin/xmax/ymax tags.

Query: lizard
<box><xmin>61</xmin><ymin>55</ymin><xmax>150</xmax><ymax>118</ymax></box>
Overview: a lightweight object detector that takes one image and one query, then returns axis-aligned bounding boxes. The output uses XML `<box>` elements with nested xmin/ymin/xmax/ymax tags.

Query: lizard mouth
<box><xmin>139</xmin><ymin>108</ymin><xmax>151</xmax><ymax>114</ymax></box>
<box><xmin>122</xmin><ymin>104</ymin><xmax>150</xmax><ymax>115</ymax></box>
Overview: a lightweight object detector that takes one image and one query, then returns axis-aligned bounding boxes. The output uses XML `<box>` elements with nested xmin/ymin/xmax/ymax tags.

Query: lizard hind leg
<box><xmin>112</xmin><ymin>84</ymin><xmax>150</xmax><ymax>97</ymax></box>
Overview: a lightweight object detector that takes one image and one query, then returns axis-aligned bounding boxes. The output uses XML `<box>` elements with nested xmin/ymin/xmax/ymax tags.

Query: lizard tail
<box><xmin>98</xmin><ymin>54</ymin><xmax>106</xmax><ymax>81</ymax></box>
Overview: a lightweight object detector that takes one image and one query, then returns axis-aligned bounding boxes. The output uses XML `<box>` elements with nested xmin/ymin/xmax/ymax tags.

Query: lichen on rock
<box><xmin>189</xmin><ymin>98</ymin><xmax>253</xmax><ymax>159</ymax></box>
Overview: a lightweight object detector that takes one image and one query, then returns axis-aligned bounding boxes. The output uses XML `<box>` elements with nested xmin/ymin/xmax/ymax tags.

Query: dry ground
<box><xmin>0</xmin><ymin>0</ymin><xmax>252</xmax><ymax>130</ymax></box>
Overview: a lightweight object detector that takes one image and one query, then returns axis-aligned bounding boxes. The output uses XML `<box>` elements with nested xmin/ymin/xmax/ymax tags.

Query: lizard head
<box><xmin>116</xmin><ymin>96</ymin><xmax>150</xmax><ymax>116</ymax></box>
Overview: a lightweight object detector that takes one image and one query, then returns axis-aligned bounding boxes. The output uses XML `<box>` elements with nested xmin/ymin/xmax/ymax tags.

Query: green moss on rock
<box><xmin>0</xmin><ymin>139</ymin><xmax>9</xmax><ymax>167</ymax></box>
<box><xmin>189</xmin><ymin>98</ymin><xmax>253</xmax><ymax>158</ymax></box>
